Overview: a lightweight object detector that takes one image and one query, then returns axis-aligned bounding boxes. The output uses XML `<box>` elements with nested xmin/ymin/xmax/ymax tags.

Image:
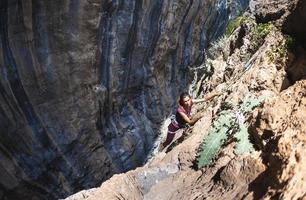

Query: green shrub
<box><xmin>284</xmin><ymin>35</ymin><xmax>296</xmax><ymax>49</ymax></box>
<box><xmin>196</xmin><ymin>96</ymin><xmax>263</xmax><ymax>169</ymax></box>
<box><xmin>225</xmin><ymin>17</ymin><xmax>242</xmax><ymax>36</ymax></box>
<box><xmin>254</xmin><ymin>23</ymin><xmax>273</xmax><ymax>39</ymax></box>
<box><xmin>234</xmin><ymin>123</ymin><xmax>254</xmax><ymax>154</ymax></box>
<box><xmin>267</xmin><ymin>34</ymin><xmax>296</xmax><ymax>62</ymax></box>
<box><xmin>278</xmin><ymin>35</ymin><xmax>296</xmax><ymax>57</ymax></box>
<box><xmin>251</xmin><ymin>22</ymin><xmax>273</xmax><ymax>49</ymax></box>
<box><xmin>239</xmin><ymin>96</ymin><xmax>262</xmax><ymax>114</ymax></box>
<box><xmin>196</xmin><ymin>111</ymin><xmax>235</xmax><ymax>168</ymax></box>
<box><xmin>225</xmin><ymin>16</ymin><xmax>252</xmax><ymax>36</ymax></box>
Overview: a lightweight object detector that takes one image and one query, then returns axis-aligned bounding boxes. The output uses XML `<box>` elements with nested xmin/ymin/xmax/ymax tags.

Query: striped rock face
<box><xmin>0</xmin><ymin>0</ymin><xmax>248</xmax><ymax>199</ymax></box>
<box><xmin>66</xmin><ymin>0</ymin><xmax>306</xmax><ymax>199</ymax></box>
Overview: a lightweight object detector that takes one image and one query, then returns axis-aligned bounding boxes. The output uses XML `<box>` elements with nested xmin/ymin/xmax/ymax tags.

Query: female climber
<box><xmin>159</xmin><ymin>91</ymin><xmax>220</xmax><ymax>151</ymax></box>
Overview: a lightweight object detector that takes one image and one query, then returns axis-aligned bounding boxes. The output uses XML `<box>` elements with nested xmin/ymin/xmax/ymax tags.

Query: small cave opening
<box><xmin>279</xmin><ymin>0</ymin><xmax>306</xmax><ymax>90</ymax></box>
<box><xmin>282</xmin><ymin>0</ymin><xmax>306</xmax><ymax>49</ymax></box>
<box><xmin>284</xmin><ymin>45</ymin><xmax>306</xmax><ymax>87</ymax></box>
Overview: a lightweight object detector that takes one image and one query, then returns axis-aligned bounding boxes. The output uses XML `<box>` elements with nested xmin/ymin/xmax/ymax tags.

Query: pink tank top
<box><xmin>175</xmin><ymin>100</ymin><xmax>193</xmax><ymax>126</ymax></box>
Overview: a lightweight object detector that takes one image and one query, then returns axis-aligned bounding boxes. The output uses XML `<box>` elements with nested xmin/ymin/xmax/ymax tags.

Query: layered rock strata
<box><xmin>0</xmin><ymin>0</ymin><xmax>248</xmax><ymax>199</ymax></box>
<box><xmin>66</xmin><ymin>0</ymin><xmax>306</xmax><ymax>199</ymax></box>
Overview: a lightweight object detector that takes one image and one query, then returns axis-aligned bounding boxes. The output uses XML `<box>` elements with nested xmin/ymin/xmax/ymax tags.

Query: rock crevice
<box><xmin>65</xmin><ymin>1</ymin><xmax>306</xmax><ymax>199</ymax></box>
<box><xmin>0</xmin><ymin>0</ymin><xmax>248</xmax><ymax>199</ymax></box>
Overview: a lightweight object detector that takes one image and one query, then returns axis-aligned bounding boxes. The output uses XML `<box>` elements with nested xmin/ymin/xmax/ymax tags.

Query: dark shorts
<box><xmin>163</xmin><ymin>121</ymin><xmax>180</xmax><ymax>146</ymax></box>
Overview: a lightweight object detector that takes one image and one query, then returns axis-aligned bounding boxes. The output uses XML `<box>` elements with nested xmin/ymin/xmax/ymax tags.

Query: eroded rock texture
<box><xmin>0</xmin><ymin>0</ymin><xmax>248</xmax><ymax>199</ymax></box>
<box><xmin>66</xmin><ymin>0</ymin><xmax>306</xmax><ymax>199</ymax></box>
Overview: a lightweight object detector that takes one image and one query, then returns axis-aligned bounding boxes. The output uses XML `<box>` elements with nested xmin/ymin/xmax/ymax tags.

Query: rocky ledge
<box><xmin>66</xmin><ymin>0</ymin><xmax>306</xmax><ymax>199</ymax></box>
<box><xmin>0</xmin><ymin>0</ymin><xmax>248</xmax><ymax>199</ymax></box>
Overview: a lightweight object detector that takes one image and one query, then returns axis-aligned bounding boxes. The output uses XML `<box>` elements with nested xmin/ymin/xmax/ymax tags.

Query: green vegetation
<box><xmin>233</xmin><ymin>96</ymin><xmax>261</xmax><ymax>154</ymax></box>
<box><xmin>284</xmin><ymin>35</ymin><xmax>296</xmax><ymax>49</ymax></box>
<box><xmin>234</xmin><ymin>123</ymin><xmax>254</xmax><ymax>154</ymax></box>
<box><xmin>196</xmin><ymin>111</ymin><xmax>235</xmax><ymax>168</ymax></box>
<box><xmin>225</xmin><ymin>17</ymin><xmax>243</xmax><ymax>36</ymax></box>
<box><xmin>253</xmin><ymin>23</ymin><xmax>273</xmax><ymax>40</ymax></box>
<box><xmin>239</xmin><ymin>95</ymin><xmax>262</xmax><ymax>114</ymax></box>
<box><xmin>277</xmin><ymin>35</ymin><xmax>295</xmax><ymax>58</ymax></box>
<box><xmin>225</xmin><ymin>16</ymin><xmax>253</xmax><ymax>36</ymax></box>
<box><xmin>267</xmin><ymin>34</ymin><xmax>296</xmax><ymax>62</ymax></box>
<box><xmin>196</xmin><ymin>96</ymin><xmax>263</xmax><ymax>169</ymax></box>
<box><xmin>225</xmin><ymin>16</ymin><xmax>272</xmax><ymax>40</ymax></box>
<box><xmin>251</xmin><ymin>22</ymin><xmax>274</xmax><ymax>48</ymax></box>
<box><xmin>224</xmin><ymin>16</ymin><xmax>275</xmax><ymax>53</ymax></box>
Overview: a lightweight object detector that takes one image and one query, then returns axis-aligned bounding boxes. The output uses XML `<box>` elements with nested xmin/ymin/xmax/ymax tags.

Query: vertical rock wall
<box><xmin>0</xmin><ymin>0</ymin><xmax>248</xmax><ymax>199</ymax></box>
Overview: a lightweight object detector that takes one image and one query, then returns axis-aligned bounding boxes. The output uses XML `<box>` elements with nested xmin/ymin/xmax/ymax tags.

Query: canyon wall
<box><xmin>66</xmin><ymin>0</ymin><xmax>306</xmax><ymax>199</ymax></box>
<box><xmin>0</xmin><ymin>0</ymin><xmax>248</xmax><ymax>199</ymax></box>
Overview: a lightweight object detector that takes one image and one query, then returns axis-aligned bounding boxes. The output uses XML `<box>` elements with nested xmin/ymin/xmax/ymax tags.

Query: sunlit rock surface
<box><xmin>0</xmin><ymin>0</ymin><xmax>248</xmax><ymax>199</ymax></box>
<box><xmin>66</xmin><ymin>0</ymin><xmax>306</xmax><ymax>199</ymax></box>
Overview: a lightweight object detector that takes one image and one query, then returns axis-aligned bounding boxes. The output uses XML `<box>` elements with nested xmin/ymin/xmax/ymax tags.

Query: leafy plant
<box><xmin>239</xmin><ymin>95</ymin><xmax>262</xmax><ymax>114</ymax></box>
<box><xmin>278</xmin><ymin>35</ymin><xmax>295</xmax><ymax>57</ymax></box>
<box><xmin>267</xmin><ymin>35</ymin><xmax>295</xmax><ymax>62</ymax></box>
<box><xmin>284</xmin><ymin>35</ymin><xmax>296</xmax><ymax>49</ymax></box>
<box><xmin>251</xmin><ymin>22</ymin><xmax>273</xmax><ymax>49</ymax></box>
<box><xmin>196</xmin><ymin>112</ymin><xmax>235</xmax><ymax>168</ymax></box>
<box><xmin>225</xmin><ymin>16</ymin><xmax>253</xmax><ymax>37</ymax></box>
<box><xmin>254</xmin><ymin>23</ymin><xmax>273</xmax><ymax>39</ymax></box>
<box><xmin>234</xmin><ymin>122</ymin><xmax>254</xmax><ymax>154</ymax></box>
<box><xmin>233</xmin><ymin>96</ymin><xmax>262</xmax><ymax>154</ymax></box>
<box><xmin>196</xmin><ymin>96</ymin><xmax>263</xmax><ymax>168</ymax></box>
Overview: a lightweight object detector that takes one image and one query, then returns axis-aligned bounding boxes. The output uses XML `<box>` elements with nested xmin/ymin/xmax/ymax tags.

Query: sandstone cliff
<box><xmin>0</xmin><ymin>0</ymin><xmax>248</xmax><ymax>199</ymax></box>
<box><xmin>66</xmin><ymin>0</ymin><xmax>306</xmax><ymax>199</ymax></box>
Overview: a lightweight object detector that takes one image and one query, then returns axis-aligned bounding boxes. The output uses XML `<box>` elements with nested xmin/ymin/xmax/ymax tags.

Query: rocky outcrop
<box><xmin>0</xmin><ymin>0</ymin><xmax>248</xmax><ymax>199</ymax></box>
<box><xmin>66</xmin><ymin>0</ymin><xmax>306</xmax><ymax>199</ymax></box>
<box><xmin>247</xmin><ymin>80</ymin><xmax>306</xmax><ymax>199</ymax></box>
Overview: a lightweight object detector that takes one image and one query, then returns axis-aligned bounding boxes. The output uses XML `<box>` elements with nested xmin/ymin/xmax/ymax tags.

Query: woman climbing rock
<box><xmin>159</xmin><ymin>91</ymin><xmax>220</xmax><ymax>151</ymax></box>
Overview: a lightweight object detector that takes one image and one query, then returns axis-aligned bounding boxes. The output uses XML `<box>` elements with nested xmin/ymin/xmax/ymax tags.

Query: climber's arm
<box><xmin>192</xmin><ymin>91</ymin><xmax>221</xmax><ymax>103</ymax></box>
<box><xmin>178</xmin><ymin>112</ymin><xmax>202</xmax><ymax>126</ymax></box>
